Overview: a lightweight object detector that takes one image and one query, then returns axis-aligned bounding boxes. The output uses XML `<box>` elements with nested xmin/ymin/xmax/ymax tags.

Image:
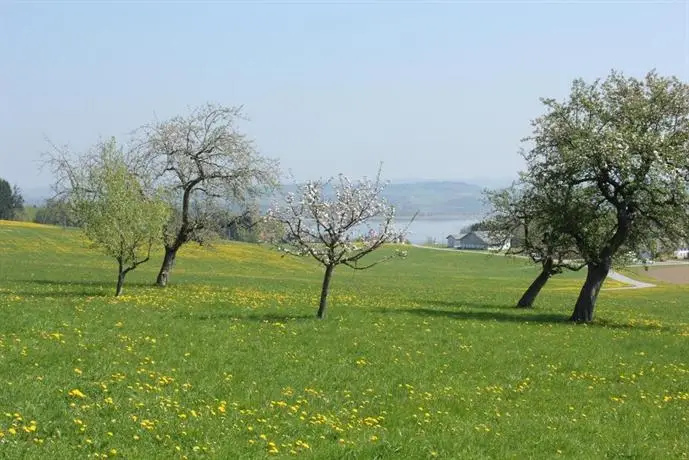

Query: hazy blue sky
<box><xmin>1</xmin><ymin>1</ymin><xmax>688</xmax><ymax>193</ymax></box>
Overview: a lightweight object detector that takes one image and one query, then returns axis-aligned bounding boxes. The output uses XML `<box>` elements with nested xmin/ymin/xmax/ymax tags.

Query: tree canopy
<box><xmin>51</xmin><ymin>138</ymin><xmax>170</xmax><ymax>296</ymax></box>
<box><xmin>133</xmin><ymin>103</ymin><xmax>279</xmax><ymax>286</ymax></box>
<box><xmin>517</xmin><ymin>69</ymin><xmax>689</xmax><ymax>321</ymax></box>
<box><xmin>268</xmin><ymin>169</ymin><xmax>410</xmax><ymax>319</ymax></box>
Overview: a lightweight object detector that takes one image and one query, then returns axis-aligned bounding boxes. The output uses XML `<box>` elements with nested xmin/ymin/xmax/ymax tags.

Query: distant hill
<box><xmin>21</xmin><ymin>180</ymin><xmax>493</xmax><ymax>219</ymax></box>
<box><xmin>380</xmin><ymin>181</ymin><xmax>487</xmax><ymax>218</ymax></box>
<box><xmin>261</xmin><ymin>180</ymin><xmax>489</xmax><ymax>219</ymax></box>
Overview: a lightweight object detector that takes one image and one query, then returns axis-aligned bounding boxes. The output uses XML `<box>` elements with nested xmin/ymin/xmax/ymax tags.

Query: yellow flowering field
<box><xmin>0</xmin><ymin>221</ymin><xmax>687</xmax><ymax>458</ymax></box>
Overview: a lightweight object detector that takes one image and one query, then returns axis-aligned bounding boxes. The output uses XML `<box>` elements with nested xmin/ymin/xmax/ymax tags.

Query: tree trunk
<box><xmin>570</xmin><ymin>260</ymin><xmax>610</xmax><ymax>323</ymax></box>
<box><xmin>517</xmin><ymin>258</ymin><xmax>554</xmax><ymax>308</ymax></box>
<box><xmin>316</xmin><ymin>264</ymin><xmax>335</xmax><ymax>319</ymax></box>
<box><xmin>116</xmin><ymin>264</ymin><xmax>126</xmax><ymax>297</ymax></box>
<box><xmin>156</xmin><ymin>246</ymin><xmax>178</xmax><ymax>287</ymax></box>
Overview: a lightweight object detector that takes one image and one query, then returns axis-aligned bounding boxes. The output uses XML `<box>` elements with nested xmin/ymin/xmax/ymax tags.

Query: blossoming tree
<box><xmin>133</xmin><ymin>103</ymin><xmax>279</xmax><ymax>287</ymax></box>
<box><xmin>268</xmin><ymin>169</ymin><xmax>411</xmax><ymax>319</ymax></box>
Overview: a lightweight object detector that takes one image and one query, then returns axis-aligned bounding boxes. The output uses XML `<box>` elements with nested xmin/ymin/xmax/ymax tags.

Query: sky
<box><xmin>1</xmin><ymin>0</ymin><xmax>688</xmax><ymax>195</ymax></box>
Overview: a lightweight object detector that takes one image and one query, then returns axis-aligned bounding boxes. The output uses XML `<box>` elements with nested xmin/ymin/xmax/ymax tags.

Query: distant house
<box><xmin>674</xmin><ymin>247</ymin><xmax>689</xmax><ymax>259</ymax></box>
<box><xmin>446</xmin><ymin>231</ymin><xmax>510</xmax><ymax>251</ymax></box>
<box><xmin>446</xmin><ymin>234</ymin><xmax>463</xmax><ymax>248</ymax></box>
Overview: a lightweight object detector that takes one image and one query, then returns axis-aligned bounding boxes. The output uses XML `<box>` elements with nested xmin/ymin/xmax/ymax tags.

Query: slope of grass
<box><xmin>0</xmin><ymin>220</ymin><xmax>687</xmax><ymax>459</ymax></box>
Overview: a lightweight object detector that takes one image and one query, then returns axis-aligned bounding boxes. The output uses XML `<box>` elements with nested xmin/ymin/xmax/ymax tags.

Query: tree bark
<box><xmin>570</xmin><ymin>259</ymin><xmax>610</xmax><ymax>322</ymax></box>
<box><xmin>517</xmin><ymin>258</ymin><xmax>554</xmax><ymax>308</ymax></box>
<box><xmin>116</xmin><ymin>262</ymin><xmax>126</xmax><ymax>297</ymax></box>
<box><xmin>155</xmin><ymin>184</ymin><xmax>196</xmax><ymax>287</ymax></box>
<box><xmin>317</xmin><ymin>264</ymin><xmax>335</xmax><ymax>319</ymax></box>
<box><xmin>156</xmin><ymin>246</ymin><xmax>178</xmax><ymax>287</ymax></box>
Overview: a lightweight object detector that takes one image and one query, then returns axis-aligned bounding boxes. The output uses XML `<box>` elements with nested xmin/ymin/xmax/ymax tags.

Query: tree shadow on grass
<box><xmin>16</xmin><ymin>279</ymin><xmax>152</xmax><ymax>288</ymax></box>
<box><xmin>11</xmin><ymin>290</ymin><xmax>111</xmax><ymax>299</ymax></box>
<box><xmin>398</xmin><ymin>306</ymin><xmax>667</xmax><ymax>331</ymax></box>
<box><xmin>177</xmin><ymin>312</ymin><xmax>315</xmax><ymax>322</ymax></box>
<box><xmin>400</xmin><ymin>307</ymin><xmax>566</xmax><ymax>324</ymax></box>
<box><xmin>411</xmin><ymin>299</ymin><xmax>514</xmax><ymax>310</ymax></box>
<box><xmin>10</xmin><ymin>279</ymin><xmax>153</xmax><ymax>298</ymax></box>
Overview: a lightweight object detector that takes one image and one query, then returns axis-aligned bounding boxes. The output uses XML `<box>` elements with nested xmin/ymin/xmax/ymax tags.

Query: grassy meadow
<box><xmin>0</xmin><ymin>220</ymin><xmax>688</xmax><ymax>459</ymax></box>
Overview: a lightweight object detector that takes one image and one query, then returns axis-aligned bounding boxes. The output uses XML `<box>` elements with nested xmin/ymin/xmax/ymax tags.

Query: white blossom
<box><xmin>266</xmin><ymin>167</ymin><xmax>413</xmax><ymax>318</ymax></box>
<box><xmin>268</xmin><ymin>169</ymin><xmax>411</xmax><ymax>269</ymax></box>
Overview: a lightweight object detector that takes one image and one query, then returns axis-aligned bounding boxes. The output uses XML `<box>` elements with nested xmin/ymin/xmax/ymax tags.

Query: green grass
<box><xmin>0</xmin><ymin>220</ymin><xmax>688</xmax><ymax>459</ymax></box>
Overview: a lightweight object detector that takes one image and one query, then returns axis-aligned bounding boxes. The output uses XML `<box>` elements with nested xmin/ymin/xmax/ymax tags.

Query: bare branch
<box><xmin>129</xmin><ymin>103</ymin><xmax>280</xmax><ymax>285</ymax></box>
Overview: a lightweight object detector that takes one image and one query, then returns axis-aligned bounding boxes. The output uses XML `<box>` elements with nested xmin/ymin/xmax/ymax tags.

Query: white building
<box><xmin>447</xmin><ymin>231</ymin><xmax>510</xmax><ymax>251</ymax></box>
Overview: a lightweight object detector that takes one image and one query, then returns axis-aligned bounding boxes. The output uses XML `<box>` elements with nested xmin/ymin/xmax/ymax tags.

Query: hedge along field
<box><xmin>0</xmin><ymin>220</ymin><xmax>688</xmax><ymax>459</ymax></box>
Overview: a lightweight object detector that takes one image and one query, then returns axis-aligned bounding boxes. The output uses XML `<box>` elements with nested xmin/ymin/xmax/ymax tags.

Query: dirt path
<box><xmin>606</xmin><ymin>270</ymin><xmax>656</xmax><ymax>289</ymax></box>
<box><xmin>410</xmin><ymin>244</ymin><xmax>656</xmax><ymax>290</ymax></box>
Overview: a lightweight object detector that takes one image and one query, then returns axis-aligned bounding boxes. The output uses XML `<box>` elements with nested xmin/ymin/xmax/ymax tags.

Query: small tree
<box><xmin>50</xmin><ymin>138</ymin><xmax>170</xmax><ymax>296</ymax></box>
<box><xmin>268</xmin><ymin>170</ymin><xmax>411</xmax><ymax>319</ymax></box>
<box><xmin>133</xmin><ymin>103</ymin><xmax>279</xmax><ymax>286</ymax></box>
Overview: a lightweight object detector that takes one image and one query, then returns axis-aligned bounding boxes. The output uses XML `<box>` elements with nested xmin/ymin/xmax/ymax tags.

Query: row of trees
<box><xmin>485</xmin><ymin>70</ymin><xmax>689</xmax><ymax>322</ymax></box>
<box><xmin>33</xmin><ymin>199</ymin><xmax>76</xmax><ymax>227</ymax></box>
<box><xmin>45</xmin><ymin>69</ymin><xmax>689</xmax><ymax>323</ymax></box>
<box><xmin>49</xmin><ymin>104</ymin><xmax>280</xmax><ymax>294</ymax></box>
<box><xmin>31</xmin><ymin>193</ymin><xmax>264</xmax><ymax>243</ymax></box>
<box><xmin>49</xmin><ymin>104</ymin><xmax>407</xmax><ymax>318</ymax></box>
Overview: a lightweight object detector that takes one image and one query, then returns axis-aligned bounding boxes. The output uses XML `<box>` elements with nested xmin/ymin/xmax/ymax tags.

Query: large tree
<box><xmin>0</xmin><ymin>178</ymin><xmax>24</xmax><ymax>221</ymax></box>
<box><xmin>50</xmin><ymin>138</ymin><xmax>170</xmax><ymax>296</ymax></box>
<box><xmin>522</xmin><ymin>70</ymin><xmax>689</xmax><ymax>322</ymax></box>
<box><xmin>133</xmin><ymin>103</ymin><xmax>279</xmax><ymax>286</ymax></box>
<box><xmin>268</xmin><ymin>169</ymin><xmax>411</xmax><ymax>319</ymax></box>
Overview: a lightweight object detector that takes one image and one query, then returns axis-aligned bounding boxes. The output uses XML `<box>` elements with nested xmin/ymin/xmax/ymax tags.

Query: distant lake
<box><xmin>402</xmin><ymin>218</ymin><xmax>476</xmax><ymax>244</ymax></box>
<box><xmin>286</xmin><ymin>216</ymin><xmax>478</xmax><ymax>245</ymax></box>
<box><xmin>363</xmin><ymin>217</ymin><xmax>477</xmax><ymax>244</ymax></box>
